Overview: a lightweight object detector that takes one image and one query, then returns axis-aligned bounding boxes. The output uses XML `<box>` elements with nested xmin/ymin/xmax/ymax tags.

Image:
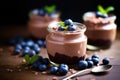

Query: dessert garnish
<box><xmin>48</xmin><ymin>19</ymin><xmax>77</xmax><ymax>32</ymax></box>
<box><xmin>29</xmin><ymin>5</ymin><xmax>58</xmax><ymax>17</ymax></box>
<box><xmin>96</xmin><ymin>5</ymin><xmax>114</xmax><ymax>18</ymax></box>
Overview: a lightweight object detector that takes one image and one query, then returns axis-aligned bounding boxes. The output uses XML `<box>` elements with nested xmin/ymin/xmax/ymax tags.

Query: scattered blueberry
<box><xmin>92</xmin><ymin>58</ymin><xmax>99</xmax><ymax>65</ymax></box>
<box><xmin>26</xmin><ymin>40</ymin><xmax>34</xmax><ymax>48</ymax></box>
<box><xmin>37</xmin><ymin>40</ymin><xmax>43</xmax><ymax>47</ymax></box>
<box><xmin>19</xmin><ymin>41</ymin><xmax>26</xmax><ymax>48</ymax></box>
<box><xmin>15</xmin><ymin>44</ymin><xmax>22</xmax><ymax>50</ymax></box>
<box><xmin>87</xmin><ymin>61</ymin><xmax>94</xmax><ymax>68</ymax></box>
<box><xmin>22</xmin><ymin>49</ymin><xmax>30</xmax><ymax>56</ymax></box>
<box><xmin>64</xmin><ymin>19</ymin><xmax>73</xmax><ymax>25</ymax></box>
<box><xmin>42</xmin><ymin>58</ymin><xmax>50</xmax><ymax>65</ymax></box>
<box><xmin>38</xmin><ymin>56</ymin><xmax>43</xmax><ymax>62</ymax></box>
<box><xmin>68</xmin><ymin>25</ymin><xmax>76</xmax><ymax>31</ymax></box>
<box><xmin>85</xmin><ymin>57</ymin><xmax>92</xmax><ymax>61</ymax></box>
<box><xmin>38</xmin><ymin>64</ymin><xmax>47</xmax><ymax>71</ymax></box>
<box><xmin>24</xmin><ymin>46</ymin><xmax>31</xmax><ymax>51</ymax></box>
<box><xmin>32</xmin><ymin>9</ymin><xmax>39</xmax><ymax>15</ymax></box>
<box><xmin>50</xmin><ymin>66</ymin><xmax>58</xmax><ymax>74</ymax></box>
<box><xmin>78</xmin><ymin>60</ymin><xmax>88</xmax><ymax>70</ymax></box>
<box><xmin>42</xmin><ymin>41</ymin><xmax>46</xmax><ymax>48</ymax></box>
<box><xmin>58</xmin><ymin>64</ymin><xmax>69</xmax><ymax>75</ymax></box>
<box><xmin>14</xmin><ymin>49</ymin><xmax>21</xmax><ymax>55</ymax></box>
<box><xmin>32</xmin><ymin>61</ymin><xmax>41</xmax><ymax>68</ymax></box>
<box><xmin>92</xmin><ymin>54</ymin><xmax>99</xmax><ymax>59</ymax></box>
<box><xmin>34</xmin><ymin>47</ymin><xmax>41</xmax><ymax>54</ymax></box>
<box><xmin>29</xmin><ymin>50</ymin><xmax>36</xmax><ymax>57</ymax></box>
<box><xmin>102</xmin><ymin>57</ymin><xmax>110</xmax><ymax>65</ymax></box>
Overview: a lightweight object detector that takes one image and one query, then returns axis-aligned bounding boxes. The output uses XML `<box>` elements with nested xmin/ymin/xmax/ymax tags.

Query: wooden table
<box><xmin>0</xmin><ymin>26</ymin><xmax>120</xmax><ymax>80</ymax></box>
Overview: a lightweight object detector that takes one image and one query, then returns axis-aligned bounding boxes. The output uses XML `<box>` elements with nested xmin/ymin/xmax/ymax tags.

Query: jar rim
<box><xmin>48</xmin><ymin>21</ymin><xmax>86</xmax><ymax>34</ymax></box>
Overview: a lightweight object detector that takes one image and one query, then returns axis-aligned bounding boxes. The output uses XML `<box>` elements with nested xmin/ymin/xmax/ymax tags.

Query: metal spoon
<box><xmin>60</xmin><ymin>65</ymin><xmax>112</xmax><ymax>80</ymax></box>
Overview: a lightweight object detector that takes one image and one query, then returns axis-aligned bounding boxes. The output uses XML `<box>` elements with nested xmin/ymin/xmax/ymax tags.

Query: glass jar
<box><xmin>83</xmin><ymin>12</ymin><xmax>117</xmax><ymax>49</ymax></box>
<box><xmin>46</xmin><ymin>22</ymin><xmax>87</xmax><ymax>64</ymax></box>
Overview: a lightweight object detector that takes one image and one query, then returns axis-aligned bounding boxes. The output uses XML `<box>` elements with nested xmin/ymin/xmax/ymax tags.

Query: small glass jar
<box><xmin>83</xmin><ymin>12</ymin><xmax>117</xmax><ymax>49</ymax></box>
<box><xmin>28</xmin><ymin>12</ymin><xmax>60</xmax><ymax>39</ymax></box>
<box><xmin>46</xmin><ymin>22</ymin><xmax>87</xmax><ymax>64</ymax></box>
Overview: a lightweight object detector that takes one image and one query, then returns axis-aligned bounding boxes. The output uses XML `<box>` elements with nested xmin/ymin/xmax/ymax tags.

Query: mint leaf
<box><xmin>44</xmin><ymin>5</ymin><xmax>56</xmax><ymax>14</ymax></box>
<box><xmin>98</xmin><ymin>5</ymin><xmax>106</xmax><ymax>14</ymax></box>
<box><xmin>24</xmin><ymin>55</ymin><xmax>31</xmax><ymax>65</ymax></box>
<box><xmin>105</xmin><ymin>6</ymin><xmax>114</xmax><ymax>13</ymax></box>
<box><xmin>87</xmin><ymin>44</ymin><xmax>100</xmax><ymax>51</ymax></box>
<box><xmin>30</xmin><ymin>55</ymin><xmax>39</xmax><ymax>64</ymax></box>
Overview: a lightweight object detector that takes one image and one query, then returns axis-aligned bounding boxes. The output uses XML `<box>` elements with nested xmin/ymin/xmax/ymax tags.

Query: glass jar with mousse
<box><xmin>28</xmin><ymin>6</ymin><xmax>60</xmax><ymax>39</ymax></box>
<box><xmin>83</xmin><ymin>12</ymin><xmax>117</xmax><ymax>49</ymax></box>
<box><xmin>46</xmin><ymin>19</ymin><xmax>87</xmax><ymax>64</ymax></box>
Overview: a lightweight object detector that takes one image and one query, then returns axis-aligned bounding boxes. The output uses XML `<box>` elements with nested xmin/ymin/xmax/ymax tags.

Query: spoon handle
<box><xmin>61</xmin><ymin>69</ymin><xmax>91</xmax><ymax>80</ymax></box>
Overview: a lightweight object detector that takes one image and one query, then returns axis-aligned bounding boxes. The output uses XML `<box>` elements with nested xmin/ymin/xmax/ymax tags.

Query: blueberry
<box><xmin>39</xmin><ymin>9</ymin><xmax>45</xmax><ymax>16</ymax></box>
<box><xmin>64</xmin><ymin>19</ymin><xmax>73</xmax><ymax>25</ymax></box>
<box><xmin>22</xmin><ymin>49</ymin><xmax>30</xmax><ymax>56</ymax></box>
<box><xmin>42</xmin><ymin>41</ymin><xmax>46</xmax><ymax>48</ymax></box>
<box><xmin>58</xmin><ymin>26</ymin><xmax>65</xmax><ymax>31</ymax></box>
<box><xmin>38</xmin><ymin>64</ymin><xmax>47</xmax><ymax>71</ymax></box>
<box><xmin>85</xmin><ymin>57</ymin><xmax>92</xmax><ymax>61</ymax></box>
<box><xmin>92</xmin><ymin>58</ymin><xmax>99</xmax><ymax>65</ymax></box>
<box><xmin>29</xmin><ymin>50</ymin><xmax>36</xmax><ymax>57</ymax></box>
<box><xmin>68</xmin><ymin>25</ymin><xmax>76</xmax><ymax>31</ymax></box>
<box><xmin>32</xmin><ymin>61</ymin><xmax>41</xmax><ymax>68</ymax></box>
<box><xmin>87</xmin><ymin>61</ymin><xmax>94</xmax><ymax>68</ymax></box>
<box><xmin>26</xmin><ymin>40</ymin><xmax>34</xmax><ymax>48</ymax></box>
<box><xmin>92</xmin><ymin>54</ymin><xmax>99</xmax><ymax>59</ymax></box>
<box><xmin>102</xmin><ymin>57</ymin><xmax>110</xmax><ymax>65</ymax></box>
<box><xmin>78</xmin><ymin>60</ymin><xmax>88</xmax><ymax>70</ymax></box>
<box><xmin>96</xmin><ymin>12</ymin><xmax>108</xmax><ymax>18</ymax></box>
<box><xmin>37</xmin><ymin>40</ymin><xmax>43</xmax><ymax>47</ymax></box>
<box><xmin>24</xmin><ymin>46</ymin><xmax>31</xmax><ymax>51</ymax></box>
<box><xmin>19</xmin><ymin>41</ymin><xmax>26</xmax><ymax>48</ymax></box>
<box><xmin>42</xmin><ymin>58</ymin><xmax>50</xmax><ymax>65</ymax></box>
<box><xmin>34</xmin><ymin>47</ymin><xmax>41</xmax><ymax>54</ymax></box>
<box><xmin>58</xmin><ymin>64</ymin><xmax>69</xmax><ymax>75</ymax></box>
<box><xmin>15</xmin><ymin>44</ymin><xmax>22</xmax><ymax>50</ymax></box>
<box><xmin>14</xmin><ymin>49</ymin><xmax>21</xmax><ymax>55</ymax></box>
<box><xmin>33</xmin><ymin>44</ymin><xmax>39</xmax><ymax>49</ymax></box>
<box><xmin>50</xmin><ymin>66</ymin><xmax>58</xmax><ymax>74</ymax></box>
<box><xmin>38</xmin><ymin>56</ymin><xmax>43</xmax><ymax>62</ymax></box>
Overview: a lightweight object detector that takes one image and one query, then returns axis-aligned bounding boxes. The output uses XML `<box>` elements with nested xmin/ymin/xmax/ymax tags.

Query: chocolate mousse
<box><xmin>46</xmin><ymin>19</ymin><xmax>87</xmax><ymax>64</ymax></box>
<box><xmin>28</xmin><ymin>5</ymin><xmax>60</xmax><ymax>39</ymax></box>
<box><xmin>83</xmin><ymin>5</ymin><xmax>117</xmax><ymax>49</ymax></box>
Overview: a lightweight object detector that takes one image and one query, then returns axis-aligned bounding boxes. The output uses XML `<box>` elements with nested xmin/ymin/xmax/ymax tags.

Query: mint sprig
<box><xmin>44</xmin><ymin>5</ymin><xmax>56</xmax><ymax>14</ymax></box>
<box><xmin>24</xmin><ymin>55</ymin><xmax>39</xmax><ymax>65</ymax></box>
<box><xmin>98</xmin><ymin>5</ymin><xmax>114</xmax><ymax>14</ymax></box>
<box><xmin>59</xmin><ymin>21</ymin><xmax>68</xmax><ymax>30</ymax></box>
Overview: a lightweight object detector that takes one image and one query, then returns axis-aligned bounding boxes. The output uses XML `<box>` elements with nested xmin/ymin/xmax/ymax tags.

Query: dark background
<box><xmin>0</xmin><ymin>0</ymin><xmax>119</xmax><ymax>27</ymax></box>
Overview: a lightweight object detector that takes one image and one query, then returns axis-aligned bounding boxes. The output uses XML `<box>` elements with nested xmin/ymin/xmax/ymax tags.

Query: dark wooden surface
<box><xmin>0</xmin><ymin>26</ymin><xmax>120</xmax><ymax>80</ymax></box>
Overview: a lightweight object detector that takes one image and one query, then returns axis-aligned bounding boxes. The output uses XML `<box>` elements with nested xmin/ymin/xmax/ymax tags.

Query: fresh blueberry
<box><xmin>29</xmin><ymin>50</ymin><xmax>36</xmax><ymax>57</ymax></box>
<box><xmin>58</xmin><ymin>64</ymin><xmax>69</xmax><ymax>75</ymax></box>
<box><xmin>34</xmin><ymin>47</ymin><xmax>41</xmax><ymax>54</ymax></box>
<box><xmin>42</xmin><ymin>58</ymin><xmax>50</xmax><ymax>65</ymax></box>
<box><xmin>78</xmin><ymin>60</ymin><xmax>88</xmax><ymax>70</ymax></box>
<box><xmin>33</xmin><ymin>44</ymin><xmax>39</xmax><ymax>49</ymax></box>
<box><xmin>92</xmin><ymin>58</ymin><xmax>99</xmax><ymax>65</ymax></box>
<box><xmin>26</xmin><ymin>40</ymin><xmax>34</xmax><ymax>48</ymax></box>
<box><xmin>68</xmin><ymin>25</ymin><xmax>76</xmax><ymax>31</ymax></box>
<box><xmin>15</xmin><ymin>44</ymin><xmax>22</xmax><ymax>50</ymax></box>
<box><xmin>19</xmin><ymin>41</ymin><xmax>26</xmax><ymax>48</ymax></box>
<box><xmin>37</xmin><ymin>40</ymin><xmax>43</xmax><ymax>47</ymax></box>
<box><xmin>32</xmin><ymin>61</ymin><xmax>41</xmax><ymax>68</ymax></box>
<box><xmin>42</xmin><ymin>41</ymin><xmax>46</xmax><ymax>48</ymax></box>
<box><xmin>87</xmin><ymin>61</ymin><xmax>94</xmax><ymax>68</ymax></box>
<box><xmin>85</xmin><ymin>57</ymin><xmax>92</xmax><ymax>61</ymax></box>
<box><xmin>50</xmin><ymin>66</ymin><xmax>58</xmax><ymax>74</ymax></box>
<box><xmin>24</xmin><ymin>46</ymin><xmax>31</xmax><ymax>51</ymax></box>
<box><xmin>92</xmin><ymin>54</ymin><xmax>99</xmax><ymax>59</ymax></box>
<box><xmin>14</xmin><ymin>49</ymin><xmax>21</xmax><ymax>55</ymax></box>
<box><xmin>22</xmin><ymin>49</ymin><xmax>30</xmax><ymax>56</ymax></box>
<box><xmin>38</xmin><ymin>64</ymin><xmax>47</xmax><ymax>71</ymax></box>
<box><xmin>64</xmin><ymin>19</ymin><xmax>73</xmax><ymax>25</ymax></box>
<box><xmin>38</xmin><ymin>56</ymin><xmax>43</xmax><ymax>62</ymax></box>
<box><xmin>58</xmin><ymin>26</ymin><xmax>65</xmax><ymax>31</ymax></box>
<box><xmin>39</xmin><ymin>9</ymin><xmax>45</xmax><ymax>16</ymax></box>
<box><xmin>102</xmin><ymin>57</ymin><xmax>110</xmax><ymax>65</ymax></box>
<box><xmin>96</xmin><ymin>12</ymin><xmax>108</xmax><ymax>18</ymax></box>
